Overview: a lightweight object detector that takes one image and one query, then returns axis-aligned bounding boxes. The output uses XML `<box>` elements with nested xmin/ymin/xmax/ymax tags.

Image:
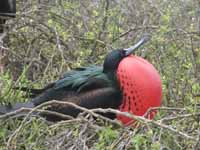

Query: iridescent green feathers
<box><xmin>29</xmin><ymin>65</ymin><xmax>116</xmax><ymax>106</ymax></box>
<box><xmin>55</xmin><ymin>66</ymin><xmax>112</xmax><ymax>92</ymax></box>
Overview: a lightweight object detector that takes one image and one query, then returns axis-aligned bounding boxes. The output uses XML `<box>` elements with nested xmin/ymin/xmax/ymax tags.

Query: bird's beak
<box><xmin>124</xmin><ymin>34</ymin><xmax>150</xmax><ymax>56</ymax></box>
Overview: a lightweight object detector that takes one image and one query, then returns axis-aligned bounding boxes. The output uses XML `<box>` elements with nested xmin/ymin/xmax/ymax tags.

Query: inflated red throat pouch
<box><xmin>116</xmin><ymin>55</ymin><xmax>162</xmax><ymax>125</ymax></box>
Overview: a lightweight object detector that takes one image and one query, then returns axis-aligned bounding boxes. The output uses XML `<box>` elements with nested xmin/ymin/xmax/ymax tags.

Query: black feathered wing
<box><xmin>41</xmin><ymin>87</ymin><xmax>122</xmax><ymax>121</ymax></box>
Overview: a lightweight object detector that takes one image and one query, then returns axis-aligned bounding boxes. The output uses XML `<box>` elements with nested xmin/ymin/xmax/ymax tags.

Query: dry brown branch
<box><xmin>144</xmin><ymin>106</ymin><xmax>187</xmax><ymax>117</ymax></box>
<box><xmin>1</xmin><ymin>100</ymin><xmax>198</xmax><ymax>148</ymax></box>
<box><xmin>91</xmin><ymin>108</ymin><xmax>198</xmax><ymax>141</ymax></box>
<box><xmin>160</xmin><ymin>112</ymin><xmax>200</xmax><ymax>122</ymax></box>
<box><xmin>112</xmin><ymin>25</ymin><xmax>159</xmax><ymax>43</ymax></box>
<box><xmin>0</xmin><ymin>107</ymin><xmax>74</xmax><ymax>120</ymax></box>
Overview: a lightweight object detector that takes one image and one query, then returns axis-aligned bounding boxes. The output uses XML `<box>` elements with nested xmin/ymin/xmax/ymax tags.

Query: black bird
<box><xmin>0</xmin><ymin>35</ymin><xmax>162</xmax><ymax>124</ymax></box>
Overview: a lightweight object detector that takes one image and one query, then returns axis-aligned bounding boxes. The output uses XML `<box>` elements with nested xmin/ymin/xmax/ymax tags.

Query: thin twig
<box><xmin>3</xmin><ymin>100</ymin><xmax>197</xmax><ymax>144</ymax></box>
<box><xmin>91</xmin><ymin>108</ymin><xmax>197</xmax><ymax>141</ymax></box>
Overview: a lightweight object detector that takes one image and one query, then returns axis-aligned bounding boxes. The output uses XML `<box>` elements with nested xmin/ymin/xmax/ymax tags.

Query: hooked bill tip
<box><xmin>142</xmin><ymin>33</ymin><xmax>151</xmax><ymax>42</ymax></box>
<box><xmin>124</xmin><ymin>33</ymin><xmax>151</xmax><ymax>56</ymax></box>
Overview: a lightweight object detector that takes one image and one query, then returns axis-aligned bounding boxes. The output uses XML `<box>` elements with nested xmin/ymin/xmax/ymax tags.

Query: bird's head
<box><xmin>103</xmin><ymin>34</ymin><xmax>150</xmax><ymax>74</ymax></box>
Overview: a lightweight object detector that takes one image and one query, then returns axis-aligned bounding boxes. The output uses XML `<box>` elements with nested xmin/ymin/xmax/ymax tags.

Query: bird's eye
<box><xmin>121</xmin><ymin>50</ymin><xmax>126</xmax><ymax>57</ymax></box>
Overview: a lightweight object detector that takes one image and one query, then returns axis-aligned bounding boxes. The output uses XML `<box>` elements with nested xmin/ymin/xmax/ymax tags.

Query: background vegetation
<box><xmin>0</xmin><ymin>0</ymin><xmax>199</xmax><ymax>149</ymax></box>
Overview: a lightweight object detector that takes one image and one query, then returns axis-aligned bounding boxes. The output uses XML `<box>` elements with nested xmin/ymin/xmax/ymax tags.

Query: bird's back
<box><xmin>31</xmin><ymin>66</ymin><xmax>115</xmax><ymax>105</ymax></box>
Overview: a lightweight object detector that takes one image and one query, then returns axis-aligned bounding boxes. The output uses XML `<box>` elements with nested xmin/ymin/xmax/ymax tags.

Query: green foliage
<box><xmin>96</xmin><ymin>126</ymin><xmax>118</xmax><ymax>150</ymax></box>
<box><xmin>0</xmin><ymin>67</ymin><xmax>31</xmax><ymax>104</ymax></box>
<box><xmin>0</xmin><ymin>118</ymin><xmax>51</xmax><ymax>150</ymax></box>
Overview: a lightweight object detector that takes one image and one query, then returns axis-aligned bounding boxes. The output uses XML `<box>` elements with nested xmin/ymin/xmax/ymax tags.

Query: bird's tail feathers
<box><xmin>0</xmin><ymin>102</ymin><xmax>34</xmax><ymax>115</ymax></box>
